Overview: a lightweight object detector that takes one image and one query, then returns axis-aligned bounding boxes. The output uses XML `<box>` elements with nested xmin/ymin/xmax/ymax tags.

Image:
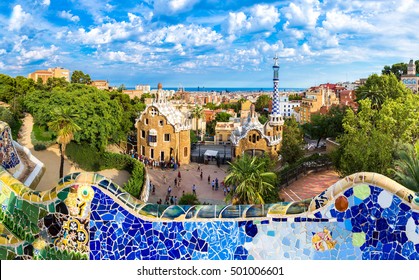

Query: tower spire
<box><xmin>270</xmin><ymin>54</ymin><xmax>282</xmax><ymax>125</ymax></box>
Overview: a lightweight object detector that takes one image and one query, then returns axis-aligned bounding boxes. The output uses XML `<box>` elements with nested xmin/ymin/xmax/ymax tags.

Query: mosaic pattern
<box><xmin>0</xmin><ymin>140</ymin><xmax>418</xmax><ymax>260</ymax></box>
<box><xmin>0</xmin><ymin>122</ymin><xmax>20</xmax><ymax>170</ymax></box>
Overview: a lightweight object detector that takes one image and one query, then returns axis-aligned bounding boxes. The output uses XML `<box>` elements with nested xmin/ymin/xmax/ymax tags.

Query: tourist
<box><xmin>192</xmin><ymin>184</ymin><xmax>196</xmax><ymax>195</ymax></box>
<box><xmin>157</xmin><ymin>199</ymin><xmax>162</xmax><ymax>204</ymax></box>
<box><xmin>208</xmin><ymin>175</ymin><xmax>210</xmax><ymax>184</ymax></box>
<box><xmin>211</xmin><ymin>180</ymin><xmax>215</xmax><ymax>191</ymax></box>
<box><xmin>174</xmin><ymin>196</ymin><xmax>178</xmax><ymax>205</ymax></box>
<box><xmin>200</xmin><ymin>170</ymin><xmax>203</xmax><ymax>180</ymax></box>
<box><xmin>152</xmin><ymin>185</ymin><xmax>155</xmax><ymax>195</ymax></box>
<box><xmin>215</xmin><ymin>178</ymin><xmax>219</xmax><ymax>190</ymax></box>
<box><xmin>167</xmin><ymin>186</ymin><xmax>172</xmax><ymax>195</ymax></box>
<box><xmin>178</xmin><ymin>171</ymin><xmax>181</xmax><ymax>179</ymax></box>
<box><xmin>174</xmin><ymin>178</ymin><xmax>177</xmax><ymax>186</ymax></box>
<box><xmin>197</xmin><ymin>164</ymin><xmax>200</xmax><ymax>171</ymax></box>
<box><xmin>170</xmin><ymin>196</ymin><xmax>174</xmax><ymax>205</ymax></box>
<box><xmin>182</xmin><ymin>190</ymin><xmax>185</xmax><ymax>196</ymax></box>
<box><xmin>223</xmin><ymin>187</ymin><xmax>227</xmax><ymax>196</ymax></box>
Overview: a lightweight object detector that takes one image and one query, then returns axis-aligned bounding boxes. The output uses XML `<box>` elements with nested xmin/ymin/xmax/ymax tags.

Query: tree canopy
<box><xmin>255</xmin><ymin>94</ymin><xmax>271</xmax><ymax>112</ymax></box>
<box><xmin>382</xmin><ymin>60</ymin><xmax>419</xmax><ymax>79</ymax></box>
<box><xmin>356</xmin><ymin>73</ymin><xmax>410</xmax><ymax>109</ymax></box>
<box><xmin>225</xmin><ymin>154</ymin><xmax>277</xmax><ymax>205</ymax></box>
<box><xmin>280</xmin><ymin>117</ymin><xmax>304</xmax><ymax>165</ymax></box>
<box><xmin>71</xmin><ymin>70</ymin><xmax>91</xmax><ymax>84</ymax></box>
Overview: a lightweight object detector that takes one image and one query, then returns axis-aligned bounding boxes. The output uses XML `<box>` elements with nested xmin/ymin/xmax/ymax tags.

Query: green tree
<box><xmin>258</xmin><ymin>114</ymin><xmax>268</xmax><ymax>124</ymax></box>
<box><xmin>225</xmin><ymin>154</ymin><xmax>276</xmax><ymax>205</ymax></box>
<box><xmin>178</xmin><ymin>193</ymin><xmax>200</xmax><ymax>205</ymax></box>
<box><xmin>382</xmin><ymin>62</ymin><xmax>408</xmax><ymax>80</ymax></box>
<box><xmin>356</xmin><ymin>73</ymin><xmax>410</xmax><ymax>109</ymax></box>
<box><xmin>302</xmin><ymin>105</ymin><xmax>347</xmax><ymax>147</ymax></box>
<box><xmin>391</xmin><ymin>142</ymin><xmax>419</xmax><ymax>192</ymax></box>
<box><xmin>48</xmin><ymin>107</ymin><xmax>81</xmax><ymax>178</ymax></box>
<box><xmin>215</xmin><ymin>112</ymin><xmax>232</xmax><ymax>122</ymax></box>
<box><xmin>191</xmin><ymin>105</ymin><xmax>204</xmax><ymax>136</ymax></box>
<box><xmin>190</xmin><ymin>130</ymin><xmax>198</xmax><ymax>144</ymax></box>
<box><xmin>255</xmin><ymin>94</ymin><xmax>271</xmax><ymax>112</ymax></box>
<box><xmin>280</xmin><ymin>117</ymin><xmax>304</xmax><ymax>164</ymax></box>
<box><xmin>334</xmin><ymin>99</ymin><xmax>393</xmax><ymax>176</ymax></box>
<box><xmin>71</xmin><ymin>70</ymin><xmax>91</xmax><ymax>84</ymax></box>
<box><xmin>45</xmin><ymin>77</ymin><xmax>69</xmax><ymax>91</ymax></box>
<box><xmin>289</xmin><ymin>94</ymin><xmax>302</xmax><ymax>101</ymax></box>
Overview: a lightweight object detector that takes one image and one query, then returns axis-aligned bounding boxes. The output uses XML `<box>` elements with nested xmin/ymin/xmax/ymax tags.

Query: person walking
<box><xmin>192</xmin><ymin>184</ymin><xmax>197</xmax><ymax>195</ymax></box>
<box><xmin>200</xmin><ymin>170</ymin><xmax>203</xmax><ymax>180</ymax></box>
<box><xmin>215</xmin><ymin>178</ymin><xmax>219</xmax><ymax>190</ymax></box>
<box><xmin>174</xmin><ymin>196</ymin><xmax>178</xmax><ymax>205</ymax></box>
<box><xmin>167</xmin><ymin>186</ymin><xmax>172</xmax><ymax>195</ymax></box>
<box><xmin>208</xmin><ymin>175</ymin><xmax>210</xmax><ymax>184</ymax></box>
<box><xmin>211</xmin><ymin>180</ymin><xmax>215</xmax><ymax>191</ymax></box>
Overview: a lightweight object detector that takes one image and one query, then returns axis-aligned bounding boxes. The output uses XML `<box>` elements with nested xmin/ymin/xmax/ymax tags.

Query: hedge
<box><xmin>66</xmin><ymin>143</ymin><xmax>144</xmax><ymax>198</ymax></box>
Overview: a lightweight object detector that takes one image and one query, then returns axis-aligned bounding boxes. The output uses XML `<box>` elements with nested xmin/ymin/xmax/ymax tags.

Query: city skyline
<box><xmin>0</xmin><ymin>0</ymin><xmax>418</xmax><ymax>88</ymax></box>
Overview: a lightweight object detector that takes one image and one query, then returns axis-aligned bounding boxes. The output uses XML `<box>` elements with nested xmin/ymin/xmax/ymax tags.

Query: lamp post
<box><xmin>223</xmin><ymin>144</ymin><xmax>226</xmax><ymax>163</ymax></box>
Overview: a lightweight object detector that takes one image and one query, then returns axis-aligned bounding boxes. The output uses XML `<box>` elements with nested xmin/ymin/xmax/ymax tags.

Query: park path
<box><xmin>17</xmin><ymin>113</ymin><xmax>130</xmax><ymax>191</ymax></box>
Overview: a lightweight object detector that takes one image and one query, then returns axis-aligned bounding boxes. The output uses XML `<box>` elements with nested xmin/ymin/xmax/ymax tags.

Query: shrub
<box><xmin>66</xmin><ymin>142</ymin><xmax>145</xmax><ymax>198</ymax></box>
<box><xmin>33</xmin><ymin>143</ymin><xmax>46</xmax><ymax>151</ymax></box>
<box><xmin>178</xmin><ymin>193</ymin><xmax>201</xmax><ymax>205</ymax></box>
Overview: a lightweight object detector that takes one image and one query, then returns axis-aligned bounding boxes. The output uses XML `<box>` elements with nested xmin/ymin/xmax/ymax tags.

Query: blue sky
<box><xmin>0</xmin><ymin>0</ymin><xmax>418</xmax><ymax>88</ymax></box>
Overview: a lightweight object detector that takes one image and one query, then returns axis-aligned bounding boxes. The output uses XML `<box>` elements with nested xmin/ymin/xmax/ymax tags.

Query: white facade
<box><xmin>278</xmin><ymin>95</ymin><xmax>301</xmax><ymax>118</ymax></box>
<box><xmin>135</xmin><ymin>84</ymin><xmax>151</xmax><ymax>92</ymax></box>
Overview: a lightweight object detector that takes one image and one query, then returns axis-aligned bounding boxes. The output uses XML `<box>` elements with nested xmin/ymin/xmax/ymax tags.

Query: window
<box><xmin>159</xmin><ymin>120</ymin><xmax>164</xmax><ymax>126</ymax></box>
<box><xmin>184</xmin><ymin>147</ymin><xmax>188</xmax><ymax>157</ymax></box>
<box><xmin>164</xmin><ymin>134</ymin><xmax>170</xmax><ymax>142</ymax></box>
<box><xmin>141</xmin><ymin>130</ymin><xmax>145</xmax><ymax>138</ymax></box>
<box><xmin>256</xmin><ymin>135</ymin><xmax>260</xmax><ymax>141</ymax></box>
<box><xmin>148</xmin><ymin>129</ymin><xmax>157</xmax><ymax>145</ymax></box>
<box><xmin>252</xmin><ymin>134</ymin><xmax>256</xmax><ymax>143</ymax></box>
<box><xmin>150</xmin><ymin>148</ymin><xmax>154</xmax><ymax>159</ymax></box>
<box><xmin>141</xmin><ymin>146</ymin><xmax>145</xmax><ymax>156</ymax></box>
<box><xmin>160</xmin><ymin>151</ymin><xmax>164</xmax><ymax>161</ymax></box>
<box><xmin>249</xmin><ymin>135</ymin><xmax>252</xmax><ymax>141</ymax></box>
<box><xmin>145</xmin><ymin>118</ymin><xmax>148</xmax><ymax>125</ymax></box>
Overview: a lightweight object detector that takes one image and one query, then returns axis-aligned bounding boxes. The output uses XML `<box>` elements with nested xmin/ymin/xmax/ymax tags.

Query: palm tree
<box><xmin>392</xmin><ymin>142</ymin><xmax>419</xmax><ymax>193</ymax></box>
<box><xmin>191</xmin><ymin>105</ymin><xmax>204</xmax><ymax>139</ymax></box>
<box><xmin>224</xmin><ymin>154</ymin><xmax>276</xmax><ymax>205</ymax></box>
<box><xmin>48</xmin><ymin>107</ymin><xmax>81</xmax><ymax>179</ymax></box>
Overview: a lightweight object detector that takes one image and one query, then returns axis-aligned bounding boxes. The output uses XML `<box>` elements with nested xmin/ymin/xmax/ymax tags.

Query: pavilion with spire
<box><xmin>230</xmin><ymin>55</ymin><xmax>284</xmax><ymax>159</ymax></box>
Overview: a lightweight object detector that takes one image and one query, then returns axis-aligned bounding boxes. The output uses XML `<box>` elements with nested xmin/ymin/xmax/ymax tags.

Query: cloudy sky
<box><xmin>0</xmin><ymin>0</ymin><xmax>418</xmax><ymax>88</ymax></box>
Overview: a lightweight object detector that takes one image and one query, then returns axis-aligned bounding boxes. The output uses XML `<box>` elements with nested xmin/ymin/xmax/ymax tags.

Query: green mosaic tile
<box><xmin>353</xmin><ymin>184</ymin><xmax>371</xmax><ymax>200</ymax></box>
<box><xmin>16</xmin><ymin>199</ymin><xmax>23</xmax><ymax>210</ymax></box>
<box><xmin>352</xmin><ymin>232</ymin><xmax>366</xmax><ymax>247</ymax></box>
<box><xmin>48</xmin><ymin>203</ymin><xmax>55</xmax><ymax>213</ymax></box>
<box><xmin>6</xmin><ymin>192</ymin><xmax>16</xmax><ymax>214</ymax></box>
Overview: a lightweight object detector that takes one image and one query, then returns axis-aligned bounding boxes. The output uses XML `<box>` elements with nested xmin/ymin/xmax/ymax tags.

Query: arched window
<box><xmin>184</xmin><ymin>147</ymin><xmax>188</xmax><ymax>157</ymax></box>
<box><xmin>148</xmin><ymin>129</ymin><xmax>157</xmax><ymax>146</ymax></box>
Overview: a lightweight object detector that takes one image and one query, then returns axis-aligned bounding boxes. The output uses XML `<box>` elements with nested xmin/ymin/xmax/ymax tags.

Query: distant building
<box><xmin>268</xmin><ymin>95</ymin><xmax>301</xmax><ymax>118</ymax></box>
<box><xmin>28</xmin><ymin>67</ymin><xmax>70</xmax><ymax>84</ymax></box>
<box><xmin>135</xmin><ymin>84</ymin><xmax>151</xmax><ymax>92</ymax></box>
<box><xmin>299</xmin><ymin>85</ymin><xmax>339</xmax><ymax>123</ymax></box>
<box><xmin>135</xmin><ymin>84</ymin><xmax>192</xmax><ymax>165</ymax></box>
<box><xmin>90</xmin><ymin>80</ymin><xmax>110</xmax><ymax>90</ymax></box>
<box><xmin>339</xmin><ymin>90</ymin><xmax>358</xmax><ymax>110</ymax></box>
<box><xmin>230</xmin><ymin>56</ymin><xmax>284</xmax><ymax>159</ymax></box>
<box><xmin>122</xmin><ymin>90</ymin><xmax>143</xmax><ymax>99</ymax></box>
<box><xmin>401</xmin><ymin>59</ymin><xmax>419</xmax><ymax>93</ymax></box>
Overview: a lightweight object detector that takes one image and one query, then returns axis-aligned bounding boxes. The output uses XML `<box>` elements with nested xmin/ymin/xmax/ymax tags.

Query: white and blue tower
<box><xmin>270</xmin><ymin>54</ymin><xmax>282</xmax><ymax>125</ymax></box>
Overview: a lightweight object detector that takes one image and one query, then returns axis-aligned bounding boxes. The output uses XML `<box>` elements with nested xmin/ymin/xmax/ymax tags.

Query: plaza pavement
<box><xmin>146</xmin><ymin>162</ymin><xmax>229</xmax><ymax>205</ymax></box>
<box><xmin>147</xmin><ymin>161</ymin><xmax>340</xmax><ymax>205</ymax></box>
<box><xmin>280</xmin><ymin>170</ymin><xmax>340</xmax><ymax>201</ymax></box>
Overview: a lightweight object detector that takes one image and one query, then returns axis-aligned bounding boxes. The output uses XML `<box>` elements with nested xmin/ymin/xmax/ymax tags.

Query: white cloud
<box><xmin>59</xmin><ymin>11</ymin><xmax>80</xmax><ymax>22</ymax></box>
<box><xmin>19</xmin><ymin>45</ymin><xmax>59</xmax><ymax>64</ymax></box>
<box><xmin>67</xmin><ymin>13</ymin><xmax>143</xmax><ymax>44</ymax></box>
<box><xmin>140</xmin><ymin>24</ymin><xmax>223</xmax><ymax>47</ymax></box>
<box><xmin>225</xmin><ymin>4</ymin><xmax>279</xmax><ymax>39</ymax></box>
<box><xmin>283</xmin><ymin>0</ymin><xmax>320</xmax><ymax>29</ymax></box>
<box><xmin>154</xmin><ymin>0</ymin><xmax>200</xmax><ymax>15</ymax></box>
<box><xmin>322</xmin><ymin>10</ymin><xmax>374</xmax><ymax>33</ymax></box>
<box><xmin>42</xmin><ymin>0</ymin><xmax>50</xmax><ymax>6</ymax></box>
<box><xmin>0</xmin><ymin>49</ymin><xmax>6</xmax><ymax>55</ymax></box>
<box><xmin>8</xmin><ymin>5</ymin><xmax>32</xmax><ymax>31</ymax></box>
